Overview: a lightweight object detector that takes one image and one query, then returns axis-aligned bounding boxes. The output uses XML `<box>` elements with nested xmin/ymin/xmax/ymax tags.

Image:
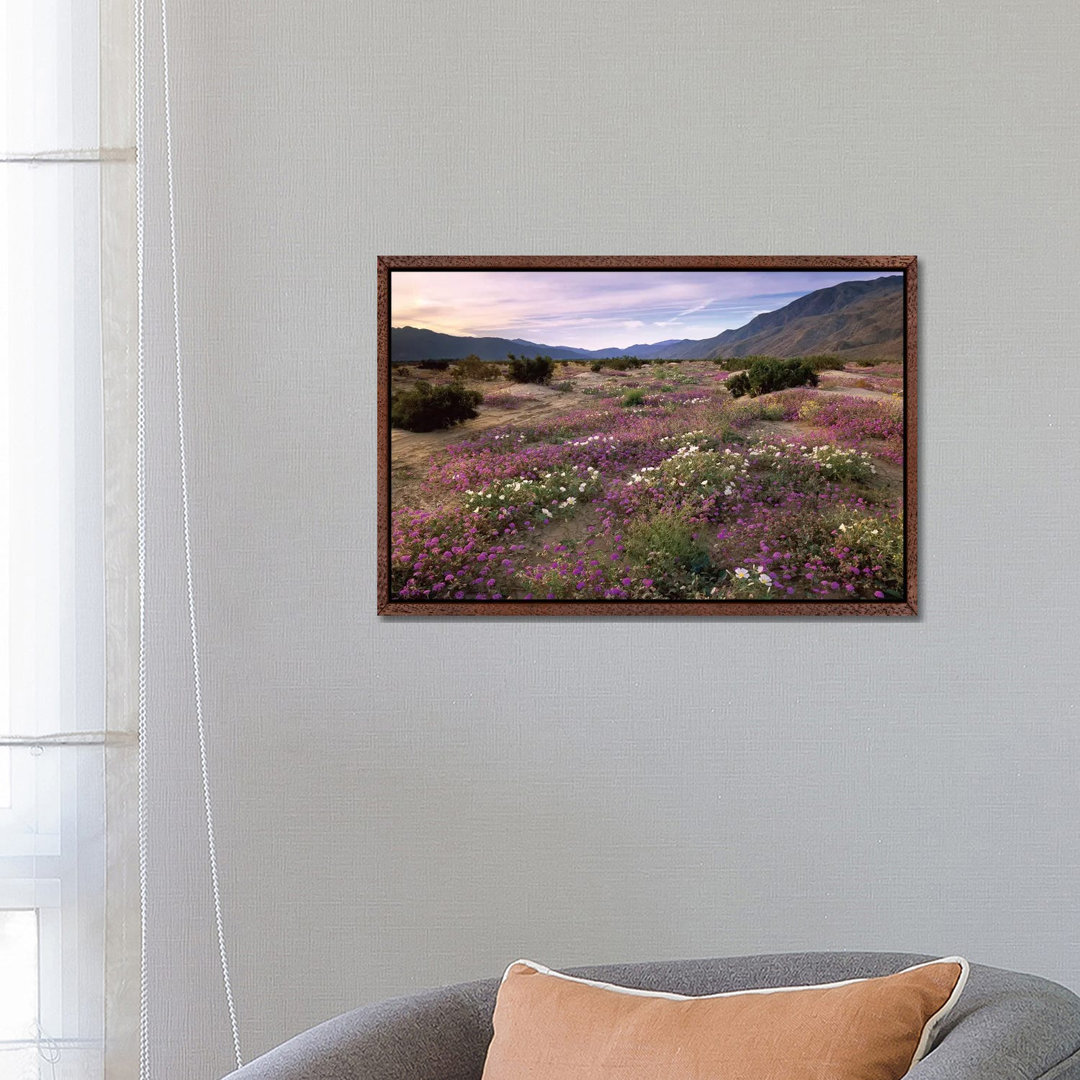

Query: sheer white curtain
<box><xmin>1</xmin><ymin>2</ymin><xmax>137</xmax><ymax>1078</ymax></box>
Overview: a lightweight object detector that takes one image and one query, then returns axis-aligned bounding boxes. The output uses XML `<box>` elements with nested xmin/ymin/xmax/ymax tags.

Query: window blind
<box><xmin>2</xmin><ymin>2</ymin><xmax>138</xmax><ymax>1078</ymax></box>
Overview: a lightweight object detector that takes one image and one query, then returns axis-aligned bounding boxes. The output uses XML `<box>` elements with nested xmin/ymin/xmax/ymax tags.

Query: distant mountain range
<box><xmin>391</xmin><ymin>275</ymin><xmax>903</xmax><ymax>363</ymax></box>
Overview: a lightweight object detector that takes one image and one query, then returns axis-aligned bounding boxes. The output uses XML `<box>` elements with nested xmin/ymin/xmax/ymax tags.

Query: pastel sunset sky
<box><xmin>390</xmin><ymin>269</ymin><xmax>900</xmax><ymax>350</ymax></box>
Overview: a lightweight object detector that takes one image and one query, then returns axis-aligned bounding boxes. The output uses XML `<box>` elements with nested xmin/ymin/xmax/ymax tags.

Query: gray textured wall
<box><xmin>139</xmin><ymin>1</ymin><xmax>1080</xmax><ymax>1076</ymax></box>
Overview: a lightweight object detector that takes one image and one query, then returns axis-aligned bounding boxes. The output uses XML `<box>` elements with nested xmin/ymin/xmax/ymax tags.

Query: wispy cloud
<box><xmin>654</xmin><ymin>297</ymin><xmax>716</xmax><ymax>327</ymax></box>
<box><xmin>390</xmin><ymin>270</ymin><xmax>898</xmax><ymax>350</ymax></box>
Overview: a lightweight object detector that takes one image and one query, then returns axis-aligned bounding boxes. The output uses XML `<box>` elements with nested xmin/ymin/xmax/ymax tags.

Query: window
<box><xmin>1</xmin><ymin>2</ymin><xmax>118</xmax><ymax>1077</ymax></box>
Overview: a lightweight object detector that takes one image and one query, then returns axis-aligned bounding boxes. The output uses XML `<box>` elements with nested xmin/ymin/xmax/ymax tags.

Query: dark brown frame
<box><xmin>378</xmin><ymin>255</ymin><xmax>917</xmax><ymax>617</ymax></box>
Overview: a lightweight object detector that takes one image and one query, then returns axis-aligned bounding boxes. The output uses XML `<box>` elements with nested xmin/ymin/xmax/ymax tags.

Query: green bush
<box><xmin>390</xmin><ymin>381</ymin><xmax>482</xmax><ymax>432</ymax></box>
<box><xmin>508</xmin><ymin>355</ymin><xmax>554</xmax><ymax>384</ymax></box>
<box><xmin>722</xmin><ymin>357</ymin><xmax>755</xmax><ymax>372</ymax></box>
<box><xmin>625</xmin><ymin>512</ymin><xmax>710</xmax><ymax>575</ymax></box>
<box><xmin>587</xmin><ymin>356</ymin><xmax>647</xmax><ymax>372</ymax></box>
<box><xmin>725</xmin><ymin>371</ymin><xmax>752</xmax><ymax>397</ymax></box>
<box><xmin>621</xmin><ymin>389</ymin><xmax>645</xmax><ymax>407</ymax></box>
<box><xmin>416</xmin><ymin>359</ymin><xmax>451</xmax><ymax>371</ymax></box>
<box><xmin>804</xmin><ymin>354</ymin><xmax>846</xmax><ymax>372</ymax></box>
<box><xmin>453</xmin><ymin>354</ymin><xmax>500</xmax><ymax>381</ymax></box>
<box><xmin>726</xmin><ymin>357</ymin><xmax>819</xmax><ymax>398</ymax></box>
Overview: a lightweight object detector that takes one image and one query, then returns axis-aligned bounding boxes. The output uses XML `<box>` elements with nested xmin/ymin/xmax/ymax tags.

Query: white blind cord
<box><xmin>158</xmin><ymin>0</ymin><xmax>244</xmax><ymax>1065</ymax></box>
<box><xmin>135</xmin><ymin>0</ymin><xmax>244</xmax><ymax>1071</ymax></box>
<box><xmin>134</xmin><ymin>0</ymin><xmax>151</xmax><ymax>1074</ymax></box>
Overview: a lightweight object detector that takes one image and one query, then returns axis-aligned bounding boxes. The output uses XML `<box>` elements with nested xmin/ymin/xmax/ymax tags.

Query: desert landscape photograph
<box><xmin>379</xmin><ymin>258</ymin><xmax>914</xmax><ymax>614</ymax></box>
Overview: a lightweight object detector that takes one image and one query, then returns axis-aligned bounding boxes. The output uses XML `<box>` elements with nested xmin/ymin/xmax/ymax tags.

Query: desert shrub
<box><xmin>756</xmin><ymin>357</ymin><xmax>818</xmax><ymax>394</ymax></box>
<box><xmin>589</xmin><ymin>361</ymin><xmax>603</xmax><ymax>372</ymax></box>
<box><xmin>625</xmin><ymin>512</ymin><xmax>711</xmax><ymax>575</ymax></box>
<box><xmin>454</xmin><ymin>354</ymin><xmax>500</xmax><ymax>381</ymax></box>
<box><xmin>553</xmin><ymin>380</ymin><xmax>574</xmax><ymax>393</ymax></box>
<box><xmin>725</xmin><ymin>371</ymin><xmax>752</xmax><ymax>397</ymax></box>
<box><xmin>508</xmin><ymin>355</ymin><xmax>554</xmax><ymax>384</ymax></box>
<box><xmin>416</xmin><ymin>359</ymin><xmax>451</xmax><ymax>371</ymax></box>
<box><xmin>726</xmin><ymin>357</ymin><xmax>818</xmax><ymax>397</ymax></box>
<box><xmin>804</xmin><ymin>354</ymin><xmax>846</xmax><ymax>372</ymax></box>
<box><xmin>595</xmin><ymin>356</ymin><xmax>646</xmax><ymax>372</ymax></box>
<box><xmin>390</xmin><ymin>381</ymin><xmax>482</xmax><ymax>432</ymax></box>
<box><xmin>621</xmin><ymin>389</ymin><xmax>645</xmax><ymax>407</ymax></box>
<box><xmin>722</xmin><ymin>357</ymin><xmax>755</xmax><ymax>372</ymax></box>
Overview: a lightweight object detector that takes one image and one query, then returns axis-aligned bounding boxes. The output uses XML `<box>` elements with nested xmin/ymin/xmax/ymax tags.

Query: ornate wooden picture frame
<box><xmin>378</xmin><ymin>256</ymin><xmax>916</xmax><ymax>616</ymax></box>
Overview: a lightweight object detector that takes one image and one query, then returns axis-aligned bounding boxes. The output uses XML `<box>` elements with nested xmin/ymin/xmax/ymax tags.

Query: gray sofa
<box><xmin>223</xmin><ymin>952</ymin><xmax>1080</xmax><ymax>1079</ymax></box>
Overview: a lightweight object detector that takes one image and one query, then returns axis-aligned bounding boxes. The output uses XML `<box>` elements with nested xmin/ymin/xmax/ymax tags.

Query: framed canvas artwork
<box><xmin>378</xmin><ymin>256</ymin><xmax>916</xmax><ymax>616</ymax></box>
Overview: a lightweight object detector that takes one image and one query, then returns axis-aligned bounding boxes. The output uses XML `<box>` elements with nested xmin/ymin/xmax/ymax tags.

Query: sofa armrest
<box><xmin>909</xmin><ymin>966</ymin><xmax>1080</xmax><ymax>1080</ymax></box>
<box><xmin>220</xmin><ymin>959</ymin><xmax>1080</xmax><ymax>1080</ymax></box>
<box><xmin>221</xmin><ymin>980</ymin><xmax>496</xmax><ymax>1080</ymax></box>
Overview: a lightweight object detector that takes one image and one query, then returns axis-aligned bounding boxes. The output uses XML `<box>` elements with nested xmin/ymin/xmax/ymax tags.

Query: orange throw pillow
<box><xmin>481</xmin><ymin>957</ymin><xmax>968</xmax><ymax>1080</ymax></box>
